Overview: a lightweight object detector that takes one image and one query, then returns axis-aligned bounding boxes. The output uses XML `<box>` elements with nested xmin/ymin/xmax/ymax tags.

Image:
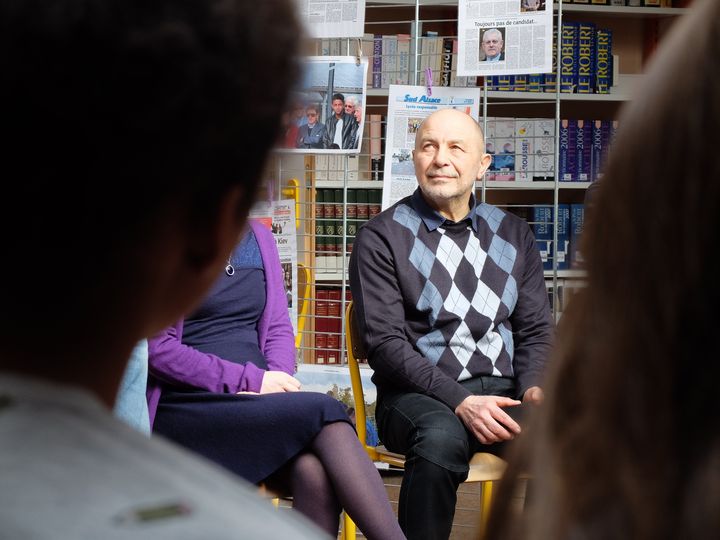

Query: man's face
<box><xmin>332</xmin><ymin>99</ymin><xmax>344</xmax><ymax>116</ymax></box>
<box><xmin>344</xmin><ymin>101</ymin><xmax>355</xmax><ymax>115</ymax></box>
<box><xmin>354</xmin><ymin>106</ymin><xmax>363</xmax><ymax>123</ymax></box>
<box><xmin>306</xmin><ymin>109</ymin><xmax>318</xmax><ymax>125</ymax></box>
<box><xmin>482</xmin><ymin>32</ymin><xmax>503</xmax><ymax>58</ymax></box>
<box><xmin>413</xmin><ymin>110</ymin><xmax>490</xmax><ymax>207</ymax></box>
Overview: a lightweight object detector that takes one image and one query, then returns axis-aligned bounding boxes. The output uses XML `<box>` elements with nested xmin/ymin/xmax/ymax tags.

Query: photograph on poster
<box><xmin>480</xmin><ymin>27</ymin><xmax>506</xmax><ymax>62</ymax></box>
<box><xmin>276</xmin><ymin>56</ymin><xmax>368</xmax><ymax>154</ymax></box>
<box><xmin>520</xmin><ymin>0</ymin><xmax>546</xmax><ymax>12</ymax></box>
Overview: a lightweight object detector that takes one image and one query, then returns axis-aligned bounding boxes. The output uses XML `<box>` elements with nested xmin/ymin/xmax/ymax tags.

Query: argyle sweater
<box><xmin>349</xmin><ymin>189</ymin><xmax>554</xmax><ymax>409</ymax></box>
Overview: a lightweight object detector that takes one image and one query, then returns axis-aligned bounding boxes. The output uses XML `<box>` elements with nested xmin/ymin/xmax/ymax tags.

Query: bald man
<box><xmin>349</xmin><ymin>109</ymin><xmax>553</xmax><ymax>539</ymax></box>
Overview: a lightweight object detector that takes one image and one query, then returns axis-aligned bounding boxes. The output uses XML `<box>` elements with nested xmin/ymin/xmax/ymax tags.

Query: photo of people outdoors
<box><xmin>277</xmin><ymin>57</ymin><xmax>368</xmax><ymax>154</ymax></box>
<box><xmin>480</xmin><ymin>27</ymin><xmax>506</xmax><ymax>62</ymax></box>
<box><xmin>520</xmin><ymin>0</ymin><xmax>546</xmax><ymax>12</ymax></box>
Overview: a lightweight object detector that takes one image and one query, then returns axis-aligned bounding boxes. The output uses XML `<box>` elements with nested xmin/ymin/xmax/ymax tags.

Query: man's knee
<box><xmin>408</xmin><ymin>415</ymin><xmax>471</xmax><ymax>474</ymax></box>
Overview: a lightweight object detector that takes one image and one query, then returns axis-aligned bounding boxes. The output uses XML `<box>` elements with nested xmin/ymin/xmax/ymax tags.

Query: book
<box><xmin>533</xmin><ymin>118</ymin><xmax>555</xmax><ymax>181</ymax></box>
<box><xmin>368</xmin><ymin>190</ymin><xmax>382</xmax><ymax>220</ymax></box>
<box><xmin>515</xmin><ymin>118</ymin><xmax>534</xmax><ymax>182</ymax></box>
<box><xmin>440</xmin><ymin>37</ymin><xmax>453</xmax><ymax>87</ymax></box>
<box><xmin>396</xmin><ymin>34</ymin><xmax>411</xmax><ymax>85</ymax></box>
<box><xmin>326</xmin><ymin>288</ymin><xmax>342</xmax><ymax>364</ymax></box>
<box><xmin>315</xmin><ymin>289</ymin><xmax>329</xmax><ymax>364</ymax></box>
<box><xmin>575</xmin><ymin>119</ymin><xmax>592</xmax><ymax>182</ymax></box>
<box><xmin>544</xmin><ymin>33</ymin><xmax>557</xmax><ymax>93</ymax></box>
<box><xmin>346</xmin><ymin>189</ymin><xmax>357</xmax><ymax>257</ymax></box>
<box><xmin>556</xmin><ymin>204</ymin><xmax>571</xmax><ymax>270</ymax></box>
<box><xmin>334</xmin><ymin>188</ymin><xmax>344</xmax><ymax>261</ymax></box>
<box><xmin>570</xmin><ymin>204</ymin><xmax>585</xmax><ymax>268</ymax></box>
<box><xmin>559</xmin><ymin>119</ymin><xmax>577</xmax><ymax>182</ymax></box>
<box><xmin>591</xmin><ymin>120</ymin><xmax>609</xmax><ymax>182</ymax></box>
<box><xmin>381</xmin><ymin>35</ymin><xmax>397</xmax><ymax>89</ymax></box>
<box><xmin>369</xmin><ymin>115</ymin><xmax>383</xmax><ymax>181</ymax></box>
<box><xmin>560</xmin><ymin>23</ymin><xmax>579</xmax><ymax>93</ymax></box>
<box><xmin>577</xmin><ymin>22</ymin><xmax>596</xmax><ymax>94</ymax></box>
<box><xmin>372</xmin><ymin>34</ymin><xmax>382</xmax><ymax>89</ymax></box>
<box><xmin>532</xmin><ymin>206</ymin><xmax>554</xmax><ymax>271</ymax></box>
<box><xmin>492</xmin><ymin>119</ymin><xmax>516</xmax><ymax>181</ymax></box>
<box><xmin>595</xmin><ymin>29</ymin><xmax>612</xmax><ymax>94</ymax></box>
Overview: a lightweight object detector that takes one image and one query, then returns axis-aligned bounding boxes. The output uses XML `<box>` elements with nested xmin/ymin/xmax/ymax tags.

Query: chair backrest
<box><xmin>295</xmin><ymin>263</ymin><xmax>312</xmax><ymax>350</ymax></box>
<box><xmin>345</xmin><ymin>301</ymin><xmax>371</xmax><ymax>451</ymax></box>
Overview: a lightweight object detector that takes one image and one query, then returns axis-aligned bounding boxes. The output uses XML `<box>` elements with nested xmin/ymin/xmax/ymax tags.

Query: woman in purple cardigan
<box><xmin>148</xmin><ymin>219</ymin><xmax>404</xmax><ymax>540</ymax></box>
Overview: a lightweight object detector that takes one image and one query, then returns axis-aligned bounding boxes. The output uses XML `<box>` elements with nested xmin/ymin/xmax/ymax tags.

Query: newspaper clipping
<box><xmin>457</xmin><ymin>0</ymin><xmax>552</xmax><ymax>77</ymax></box>
<box><xmin>249</xmin><ymin>199</ymin><xmax>299</xmax><ymax>333</ymax></box>
<box><xmin>297</xmin><ymin>0</ymin><xmax>366</xmax><ymax>39</ymax></box>
<box><xmin>276</xmin><ymin>57</ymin><xmax>368</xmax><ymax>155</ymax></box>
<box><xmin>381</xmin><ymin>85</ymin><xmax>481</xmax><ymax>211</ymax></box>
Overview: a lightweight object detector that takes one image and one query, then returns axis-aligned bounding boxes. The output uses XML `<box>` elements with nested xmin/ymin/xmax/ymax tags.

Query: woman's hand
<box><xmin>259</xmin><ymin>371</ymin><xmax>301</xmax><ymax>394</ymax></box>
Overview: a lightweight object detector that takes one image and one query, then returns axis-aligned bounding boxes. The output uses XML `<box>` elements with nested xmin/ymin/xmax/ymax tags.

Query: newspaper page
<box><xmin>296</xmin><ymin>0</ymin><xmax>366</xmax><ymax>39</ymax></box>
<box><xmin>249</xmin><ymin>199</ymin><xmax>299</xmax><ymax>333</ymax></box>
<box><xmin>457</xmin><ymin>0</ymin><xmax>552</xmax><ymax>77</ymax></box>
<box><xmin>381</xmin><ymin>85</ymin><xmax>481</xmax><ymax>211</ymax></box>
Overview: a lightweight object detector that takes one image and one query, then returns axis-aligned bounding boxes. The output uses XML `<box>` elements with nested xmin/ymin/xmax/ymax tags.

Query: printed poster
<box><xmin>249</xmin><ymin>199</ymin><xmax>299</xmax><ymax>333</ymax></box>
<box><xmin>381</xmin><ymin>85</ymin><xmax>481</xmax><ymax>211</ymax></box>
<box><xmin>457</xmin><ymin>0</ymin><xmax>553</xmax><ymax>77</ymax></box>
<box><xmin>297</xmin><ymin>0</ymin><xmax>366</xmax><ymax>39</ymax></box>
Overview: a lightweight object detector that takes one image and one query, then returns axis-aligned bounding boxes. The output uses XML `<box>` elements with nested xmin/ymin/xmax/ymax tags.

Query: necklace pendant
<box><xmin>225</xmin><ymin>264</ymin><xmax>235</xmax><ymax>276</ymax></box>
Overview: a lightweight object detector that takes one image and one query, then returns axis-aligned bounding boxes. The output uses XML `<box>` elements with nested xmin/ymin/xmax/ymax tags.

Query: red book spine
<box><xmin>326</xmin><ymin>288</ymin><xmax>341</xmax><ymax>364</ymax></box>
<box><xmin>315</xmin><ymin>289</ymin><xmax>329</xmax><ymax>364</ymax></box>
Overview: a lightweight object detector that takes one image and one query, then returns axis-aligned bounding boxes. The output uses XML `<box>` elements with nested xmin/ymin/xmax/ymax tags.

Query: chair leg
<box><xmin>342</xmin><ymin>511</ymin><xmax>356</xmax><ymax>540</ymax></box>
<box><xmin>479</xmin><ymin>480</ymin><xmax>494</xmax><ymax>539</ymax></box>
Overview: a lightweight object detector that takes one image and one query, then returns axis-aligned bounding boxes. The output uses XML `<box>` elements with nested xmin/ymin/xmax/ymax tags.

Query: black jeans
<box><xmin>376</xmin><ymin>377</ymin><xmax>526</xmax><ymax>540</ymax></box>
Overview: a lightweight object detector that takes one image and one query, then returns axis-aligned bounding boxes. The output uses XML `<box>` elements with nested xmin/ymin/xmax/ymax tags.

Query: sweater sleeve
<box><xmin>349</xmin><ymin>223</ymin><xmax>472</xmax><ymax>410</ymax></box>
<box><xmin>147</xmin><ymin>319</ymin><xmax>266</xmax><ymax>394</ymax></box>
<box><xmin>253</xmin><ymin>221</ymin><xmax>296</xmax><ymax>375</ymax></box>
<box><xmin>509</xmin><ymin>223</ymin><xmax>555</xmax><ymax>398</ymax></box>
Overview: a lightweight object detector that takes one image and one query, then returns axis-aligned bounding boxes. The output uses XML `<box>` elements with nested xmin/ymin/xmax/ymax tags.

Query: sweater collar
<box><xmin>411</xmin><ymin>188</ymin><xmax>480</xmax><ymax>232</ymax></box>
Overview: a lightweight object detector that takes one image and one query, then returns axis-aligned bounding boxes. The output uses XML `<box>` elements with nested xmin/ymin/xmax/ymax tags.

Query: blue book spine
<box><xmin>576</xmin><ymin>120</ymin><xmax>592</xmax><ymax>182</ymax></box>
<box><xmin>560</xmin><ymin>23</ymin><xmax>579</xmax><ymax>93</ymax></box>
<box><xmin>545</xmin><ymin>32</ymin><xmax>557</xmax><ymax>93</ymax></box>
<box><xmin>595</xmin><ymin>28</ymin><xmax>612</xmax><ymax>94</ymax></box>
<box><xmin>591</xmin><ymin>120</ymin><xmax>604</xmax><ymax>183</ymax></box>
<box><xmin>532</xmin><ymin>206</ymin><xmax>554</xmax><ymax>271</ymax></box>
<box><xmin>497</xmin><ymin>74</ymin><xmax>512</xmax><ymax>91</ymax></box>
<box><xmin>570</xmin><ymin>204</ymin><xmax>585</xmax><ymax>268</ymax></box>
<box><xmin>577</xmin><ymin>23</ymin><xmax>596</xmax><ymax>94</ymax></box>
<box><xmin>559</xmin><ymin>119</ymin><xmax>577</xmax><ymax>182</ymax></box>
<box><xmin>512</xmin><ymin>75</ymin><xmax>527</xmax><ymax>92</ymax></box>
<box><xmin>528</xmin><ymin>74</ymin><xmax>543</xmax><ymax>92</ymax></box>
<box><xmin>556</xmin><ymin>204</ymin><xmax>571</xmax><ymax>271</ymax></box>
<box><xmin>372</xmin><ymin>34</ymin><xmax>382</xmax><ymax>89</ymax></box>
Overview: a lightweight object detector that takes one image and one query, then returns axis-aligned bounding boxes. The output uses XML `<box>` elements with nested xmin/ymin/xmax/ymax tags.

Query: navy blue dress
<box><xmin>153</xmin><ymin>232</ymin><xmax>349</xmax><ymax>484</ymax></box>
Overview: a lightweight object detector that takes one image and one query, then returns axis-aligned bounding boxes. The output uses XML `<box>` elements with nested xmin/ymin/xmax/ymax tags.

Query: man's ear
<box><xmin>476</xmin><ymin>152</ymin><xmax>493</xmax><ymax>180</ymax></box>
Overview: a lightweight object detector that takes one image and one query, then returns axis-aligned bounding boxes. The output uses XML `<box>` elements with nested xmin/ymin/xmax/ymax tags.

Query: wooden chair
<box><xmin>343</xmin><ymin>300</ymin><xmax>507</xmax><ymax>538</ymax></box>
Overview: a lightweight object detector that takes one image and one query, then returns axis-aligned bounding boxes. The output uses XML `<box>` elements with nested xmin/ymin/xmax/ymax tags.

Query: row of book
<box><xmin>485</xmin><ymin>116</ymin><xmax>619</xmax><ymax>183</ymax></box>
<box><xmin>315</xmin><ymin>188</ymin><xmax>382</xmax><ymax>273</ymax></box>
<box><xmin>313</xmin><ymin>287</ymin><xmax>351</xmax><ymax>364</ymax></box>
<box><xmin>565</xmin><ymin>0</ymin><xmax>679</xmax><ymax>6</ymax></box>
<box><xmin>512</xmin><ymin>204</ymin><xmax>586</xmax><ymax>271</ymax></box>
<box><xmin>364</xmin><ymin>32</ymin><xmax>478</xmax><ymax>90</ymax></box>
<box><xmin>496</xmin><ymin>23</ymin><xmax>614</xmax><ymax>95</ymax></box>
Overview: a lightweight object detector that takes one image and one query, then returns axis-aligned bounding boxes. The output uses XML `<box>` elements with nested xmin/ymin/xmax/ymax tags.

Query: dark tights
<box><xmin>265</xmin><ymin>421</ymin><xmax>405</xmax><ymax>540</ymax></box>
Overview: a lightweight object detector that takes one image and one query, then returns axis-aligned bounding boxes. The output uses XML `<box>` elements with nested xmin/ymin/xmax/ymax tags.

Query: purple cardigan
<box><xmin>146</xmin><ymin>220</ymin><xmax>296</xmax><ymax>426</ymax></box>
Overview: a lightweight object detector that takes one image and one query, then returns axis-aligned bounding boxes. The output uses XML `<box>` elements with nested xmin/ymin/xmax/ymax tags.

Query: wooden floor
<box><xmin>277</xmin><ymin>469</ymin><xmax>526</xmax><ymax>539</ymax></box>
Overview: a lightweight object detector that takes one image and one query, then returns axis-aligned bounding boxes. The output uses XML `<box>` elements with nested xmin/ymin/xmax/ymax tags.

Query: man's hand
<box><xmin>522</xmin><ymin>386</ymin><xmax>544</xmax><ymax>405</ymax></box>
<box><xmin>259</xmin><ymin>371</ymin><xmax>301</xmax><ymax>394</ymax></box>
<box><xmin>455</xmin><ymin>395</ymin><xmax>521</xmax><ymax>444</ymax></box>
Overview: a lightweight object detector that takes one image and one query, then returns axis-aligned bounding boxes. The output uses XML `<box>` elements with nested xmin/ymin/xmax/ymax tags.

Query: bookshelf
<box><xmin>266</xmin><ymin>0</ymin><xmax>690</xmax><ymax>365</ymax></box>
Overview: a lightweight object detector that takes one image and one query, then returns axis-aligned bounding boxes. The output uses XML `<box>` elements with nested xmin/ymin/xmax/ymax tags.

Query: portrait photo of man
<box><xmin>480</xmin><ymin>27</ymin><xmax>505</xmax><ymax>62</ymax></box>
